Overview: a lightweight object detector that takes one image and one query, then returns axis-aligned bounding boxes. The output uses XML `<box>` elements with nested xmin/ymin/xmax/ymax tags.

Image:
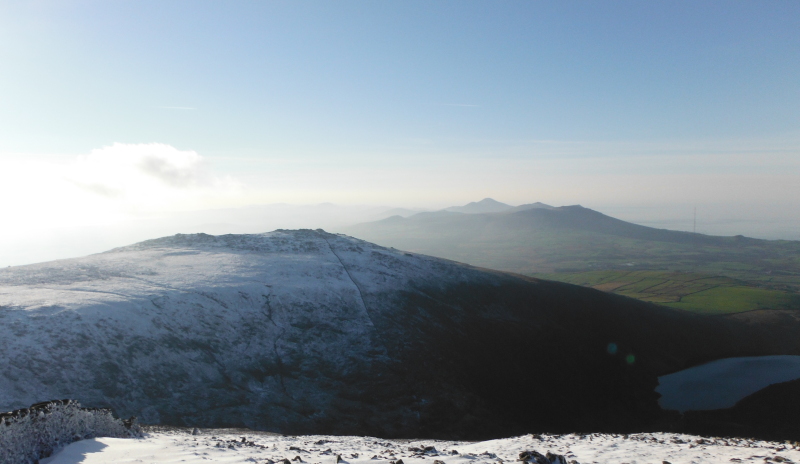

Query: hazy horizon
<box><xmin>1</xmin><ymin>1</ymin><xmax>798</xmax><ymax>266</ymax></box>
<box><xmin>2</xmin><ymin>197</ymin><xmax>799</xmax><ymax>268</ymax></box>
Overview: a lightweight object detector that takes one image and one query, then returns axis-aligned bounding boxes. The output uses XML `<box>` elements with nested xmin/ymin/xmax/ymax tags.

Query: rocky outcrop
<box><xmin>0</xmin><ymin>399</ymin><xmax>141</xmax><ymax>464</ymax></box>
<box><xmin>518</xmin><ymin>450</ymin><xmax>575</xmax><ymax>464</ymax></box>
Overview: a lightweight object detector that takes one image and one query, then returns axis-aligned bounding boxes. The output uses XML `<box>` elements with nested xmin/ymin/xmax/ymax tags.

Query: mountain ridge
<box><xmin>443</xmin><ymin>198</ymin><xmax>513</xmax><ymax>214</ymax></box>
<box><xmin>339</xmin><ymin>203</ymin><xmax>800</xmax><ymax>288</ymax></box>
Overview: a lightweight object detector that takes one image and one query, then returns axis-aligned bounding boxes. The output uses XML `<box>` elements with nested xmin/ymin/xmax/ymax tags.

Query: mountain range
<box><xmin>340</xmin><ymin>200</ymin><xmax>800</xmax><ymax>296</ymax></box>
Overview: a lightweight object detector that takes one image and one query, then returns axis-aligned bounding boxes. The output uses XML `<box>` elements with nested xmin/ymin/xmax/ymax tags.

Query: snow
<box><xmin>656</xmin><ymin>355</ymin><xmax>800</xmax><ymax>411</ymax></box>
<box><xmin>0</xmin><ymin>400</ymin><xmax>141</xmax><ymax>464</ymax></box>
<box><xmin>41</xmin><ymin>428</ymin><xmax>800</xmax><ymax>464</ymax></box>
<box><xmin>0</xmin><ymin>230</ymin><xmax>480</xmax><ymax>432</ymax></box>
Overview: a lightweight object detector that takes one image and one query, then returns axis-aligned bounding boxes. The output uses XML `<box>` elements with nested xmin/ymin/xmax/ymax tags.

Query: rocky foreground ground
<box><xmin>41</xmin><ymin>426</ymin><xmax>800</xmax><ymax>464</ymax></box>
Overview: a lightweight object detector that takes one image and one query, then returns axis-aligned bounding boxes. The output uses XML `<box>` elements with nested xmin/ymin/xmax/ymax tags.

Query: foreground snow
<box><xmin>42</xmin><ymin>428</ymin><xmax>800</xmax><ymax>464</ymax></box>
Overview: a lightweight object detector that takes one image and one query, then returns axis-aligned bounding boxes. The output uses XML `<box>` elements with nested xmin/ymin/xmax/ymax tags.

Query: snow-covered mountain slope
<box><xmin>0</xmin><ymin>230</ymin><xmax>790</xmax><ymax>438</ymax></box>
<box><xmin>1</xmin><ymin>231</ymin><xmax>402</xmax><ymax>433</ymax></box>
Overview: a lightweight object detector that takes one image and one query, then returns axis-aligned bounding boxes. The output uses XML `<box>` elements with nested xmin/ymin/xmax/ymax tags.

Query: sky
<box><xmin>0</xmin><ymin>1</ymin><xmax>799</xmax><ymax>264</ymax></box>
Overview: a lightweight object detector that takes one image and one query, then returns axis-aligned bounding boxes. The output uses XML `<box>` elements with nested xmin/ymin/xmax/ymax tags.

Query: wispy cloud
<box><xmin>439</xmin><ymin>103</ymin><xmax>480</xmax><ymax>107</ymax></box>
<box><xmin>74</xmin><ymin>182</ymin><xmax>123</xmax><ymax>198</ymax></box>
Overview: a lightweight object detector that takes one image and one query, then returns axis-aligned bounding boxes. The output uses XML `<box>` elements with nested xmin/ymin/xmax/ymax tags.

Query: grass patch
<box><xmin>663</xmin><ymin>286</ymin><xmax>799</xmax><ymax>314</ymax></box>
<box><xmin>534</xmin><ymin>270</ymin><xmax>800</xmax><ymax>314</ymax></box>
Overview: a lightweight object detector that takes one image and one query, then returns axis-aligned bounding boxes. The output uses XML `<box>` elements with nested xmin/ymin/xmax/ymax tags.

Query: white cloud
<box><xmin>0</xmin><ymin>144</ymin><xmax>244</xmax><ymax>240</ymax></box>
<box><xmin>72</xmin><ymin>143</ymin><xmax>207</xmax><ymax>193</ymax></box>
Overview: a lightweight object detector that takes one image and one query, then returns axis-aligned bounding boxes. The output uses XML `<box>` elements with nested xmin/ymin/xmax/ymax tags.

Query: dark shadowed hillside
<box><xmin>683</xmin><ymin>377</ymin><xmax>800</xmax><ymax>441</ymax></box>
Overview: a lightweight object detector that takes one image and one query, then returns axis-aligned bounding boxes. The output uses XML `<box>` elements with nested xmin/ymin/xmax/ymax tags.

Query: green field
<box><xmin>533</xmin><ymin>270</ymin><xmax>800</xmax><ymax>315</ymax></box>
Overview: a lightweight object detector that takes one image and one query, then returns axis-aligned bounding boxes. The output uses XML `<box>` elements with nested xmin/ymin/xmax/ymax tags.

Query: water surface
<box><xmin>656</xmin><ymin>355</ymin><xmax>800</xmax><ymax>411</ymax></box>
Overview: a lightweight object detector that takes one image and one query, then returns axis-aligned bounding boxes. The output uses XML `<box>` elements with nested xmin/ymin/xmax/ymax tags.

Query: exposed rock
<box><xmin>519</xmin><ymin>450</ymin><xmax>549</xmax><ymax>464</ymax></box>
<box><xmin>546</xmin><ymin>452</ymin><xmax>568</xmax><ymax>464</ymax></box>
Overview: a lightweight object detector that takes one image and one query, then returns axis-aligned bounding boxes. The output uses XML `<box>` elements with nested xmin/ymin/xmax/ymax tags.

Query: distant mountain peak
<box><xmin>475</xmin><ymin>197</ymin><xmax>505</xmax><ymax>204</ymax></box>
<box><xmin>444</xmin><ymin>198</ymin><xmax>513</xmax><ymax>214</ymax></box>
<box><xmin>509</xmin><ymin>202</ymin><xmax>556</xmax><ymax>212</ymax></box>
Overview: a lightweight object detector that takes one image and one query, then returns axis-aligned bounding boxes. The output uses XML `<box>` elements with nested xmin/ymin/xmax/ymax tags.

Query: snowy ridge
<box><xmin>0</xmin><ymin>399</ymin><xmax>141</xmax><ymax>464</ymax></box>
<box><xmin>0</xmin><ymin>230</ymin><xmax>486</xmax><ymax>435</ymax></box>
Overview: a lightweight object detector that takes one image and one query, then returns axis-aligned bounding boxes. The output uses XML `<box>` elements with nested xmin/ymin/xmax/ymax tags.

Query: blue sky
<box><xmin>0</xmin><ymin>1</ymin><xmax>798</xmax><ymax>254</ymax></box>
<box><xmin>2</xmin><ymin>1</ymin><xmax>797</xmax><ymax>153</ymax></box>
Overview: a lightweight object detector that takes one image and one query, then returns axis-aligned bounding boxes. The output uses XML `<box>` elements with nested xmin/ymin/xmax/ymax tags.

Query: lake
<box><xmin>656</xmin><ymin>355</ymin><xmax>800</xmax><ymax>411</ymax></box>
